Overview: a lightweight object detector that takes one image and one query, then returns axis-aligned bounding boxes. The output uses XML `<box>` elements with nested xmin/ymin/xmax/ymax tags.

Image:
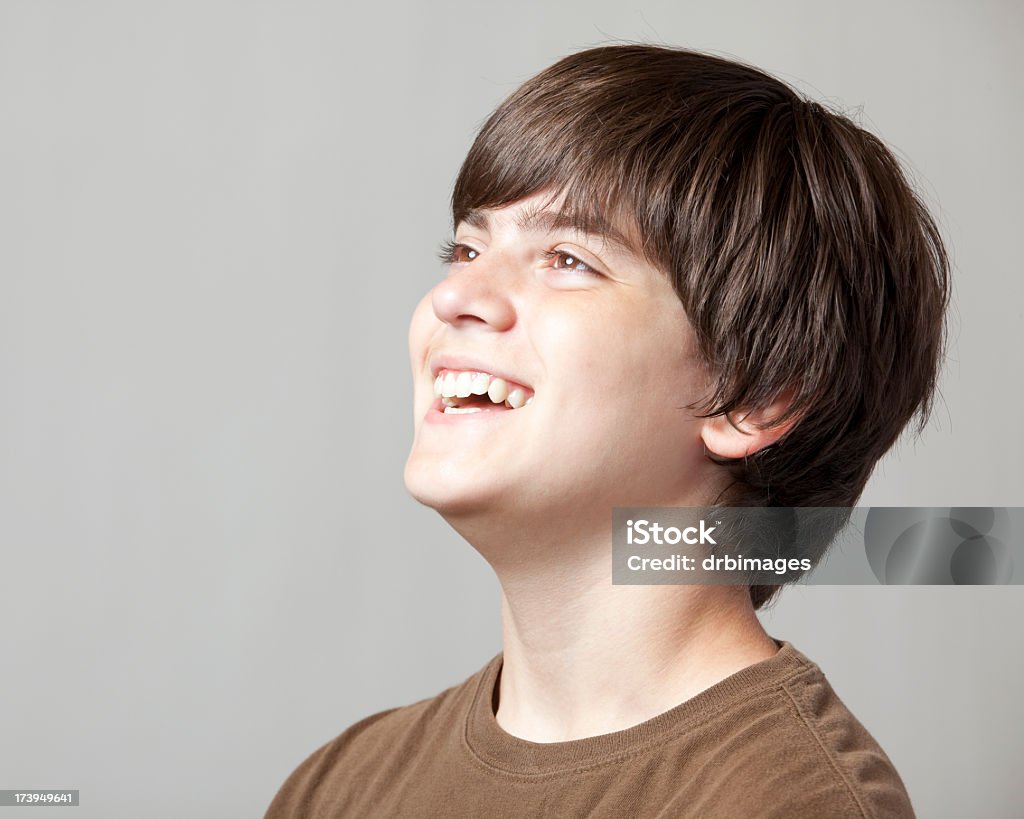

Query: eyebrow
<box><xmin>460</xmin><ymin>205</ymin><xmax>638</xmax><ymax>258</ymax></box>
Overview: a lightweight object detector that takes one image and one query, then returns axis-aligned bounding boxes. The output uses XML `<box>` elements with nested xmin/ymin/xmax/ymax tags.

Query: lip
<box><xmin>428</xmin><ymin>352</ymin><xmax>532</xmax><ymax>391</ymax></box>
<box><xmin>424</xmin><ymin>396</ymin><xmax>521</xmax><ymax>425</ymax></box>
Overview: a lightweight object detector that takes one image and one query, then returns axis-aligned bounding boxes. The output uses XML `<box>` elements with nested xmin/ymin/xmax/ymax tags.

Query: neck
<box><xmin>473</xmin><ymin>524</ymin><xmax>778</xmax><ymax>743</ymax></box>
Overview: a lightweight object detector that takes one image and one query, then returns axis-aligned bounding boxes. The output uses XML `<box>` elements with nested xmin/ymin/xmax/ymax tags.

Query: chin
<box><xmin>403</xmin><ymin>455</ymin><xmax>503</xmax><ymax>518</ymax></box>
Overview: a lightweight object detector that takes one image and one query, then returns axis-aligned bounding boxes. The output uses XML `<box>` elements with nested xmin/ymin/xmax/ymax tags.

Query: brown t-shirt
<box><xmin>264</xmin><ymin>640</ymin><xmax>914</xmax><ymax>818</ymax></box>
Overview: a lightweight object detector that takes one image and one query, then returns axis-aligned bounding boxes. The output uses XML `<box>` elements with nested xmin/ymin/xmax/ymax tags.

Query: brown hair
<box><xmin>446</xmin><ymin>45</ymin><xmax>950</xmax><ymax>609</ymax></box>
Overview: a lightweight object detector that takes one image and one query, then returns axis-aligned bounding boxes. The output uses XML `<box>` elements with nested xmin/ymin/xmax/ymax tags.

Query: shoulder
<box><xmin>263</xmin><ymin>656</ymin><xmax>495</xmax><ymax>818</ymax></box>
<box><xmin>697</xmin><ymin>645</ymin><xmax>915</xmax><ymax>819</ymax></box>
<box><xmin>782</xmin><ymin>657</ymin><xmax>914</xmax><ymax>817</ymax></box>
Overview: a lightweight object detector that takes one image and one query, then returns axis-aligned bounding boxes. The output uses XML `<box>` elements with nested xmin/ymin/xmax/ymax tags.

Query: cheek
<box><xmin>538</xmin><ymin>300</ymin><xmax>699</xmax><ymax>404</ymax></box>
<box><xmin>535</xmin><ymin>301</ymin><xmax>706</xmax><ymax>462</ymax></box>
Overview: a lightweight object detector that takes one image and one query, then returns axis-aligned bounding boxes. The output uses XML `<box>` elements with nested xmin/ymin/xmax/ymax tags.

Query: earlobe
<box><xmin>699</xmin><ymin>391</ymin><xmax>798</xmax><ymax>460</ymax></box>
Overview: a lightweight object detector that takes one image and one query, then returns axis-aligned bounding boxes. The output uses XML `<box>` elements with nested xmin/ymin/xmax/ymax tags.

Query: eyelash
<box><xmin>436</xmin><ymin>240</ymin><xmax>603</xmax><ymax>277</ymax></box>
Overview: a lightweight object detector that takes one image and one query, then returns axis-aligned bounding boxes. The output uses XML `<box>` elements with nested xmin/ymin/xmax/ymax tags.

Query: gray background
<box><xmin>1</xmin><ymin>1</ymin><xmax>1021</xmax><ymax>817</ymax></box>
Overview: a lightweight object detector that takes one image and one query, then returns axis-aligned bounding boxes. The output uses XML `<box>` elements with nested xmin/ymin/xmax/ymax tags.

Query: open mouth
<box><xmin>433</xmin><ymin>369</ymin><xmax>534</xmax><ymax>415</ymax></box>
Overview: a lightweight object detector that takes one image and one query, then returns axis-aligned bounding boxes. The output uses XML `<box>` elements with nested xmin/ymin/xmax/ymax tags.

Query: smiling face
<box><xmin>404</xmin><ymin>190</ymin><xmax>723</xmax><ymax>526</ymax></box>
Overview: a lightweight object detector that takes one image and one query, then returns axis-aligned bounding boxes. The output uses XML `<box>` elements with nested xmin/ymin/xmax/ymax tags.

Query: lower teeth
<box><xmin>443</xmin><ymin>407</ymin><xmax>484</xmax><ymax>414</ymax></box>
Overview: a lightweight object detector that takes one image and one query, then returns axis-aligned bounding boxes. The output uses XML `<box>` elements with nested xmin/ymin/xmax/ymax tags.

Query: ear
<box><xmin>699</xmin><ymin>389</ymin><xmax>798</xmax><ymax>460</ymax></box>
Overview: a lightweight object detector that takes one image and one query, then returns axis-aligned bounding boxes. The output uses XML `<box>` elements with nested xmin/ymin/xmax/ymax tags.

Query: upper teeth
<box><xmin>433</xmin><ymin>369</ymin><xmax>534</xmax><ymax>410</ymax></box>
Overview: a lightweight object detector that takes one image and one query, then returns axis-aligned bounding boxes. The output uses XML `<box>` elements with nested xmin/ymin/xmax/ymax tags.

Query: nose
<box><xmin>431</xmin><ymin>255</ymin><xmax>517</xmax><ymax>331</ymax></box>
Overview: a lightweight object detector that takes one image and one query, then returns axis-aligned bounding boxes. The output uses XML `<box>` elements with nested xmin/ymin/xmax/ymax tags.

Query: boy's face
<box><xmin>404</xmin><ymin>190</ymin><xmax>718</xmax><ymax>523</ymax></box>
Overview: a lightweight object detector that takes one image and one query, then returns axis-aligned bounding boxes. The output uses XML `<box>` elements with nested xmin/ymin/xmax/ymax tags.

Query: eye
<box><xmin>541</xmin><ymin>249</ymin><xmax>604</xmax><ymax>277</ymax></box>
<box><xmin>437</xmin><ymin>240</ymin><xmax>479</xmax><ymax>265</ymax></box>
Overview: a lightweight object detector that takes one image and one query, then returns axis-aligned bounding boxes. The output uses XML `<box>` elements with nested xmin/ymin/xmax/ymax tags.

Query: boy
<box><xmin>266</xmin><ymin>44</ymin><xmax>947</xmax><ymax>817</ymax></box>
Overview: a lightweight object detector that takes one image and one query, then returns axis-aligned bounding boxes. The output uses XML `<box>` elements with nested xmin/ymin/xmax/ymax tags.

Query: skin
<box><xmin>404</xmin><ymin>189</ymin><xmax>791</xmax><ymax>742</ymax></box>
